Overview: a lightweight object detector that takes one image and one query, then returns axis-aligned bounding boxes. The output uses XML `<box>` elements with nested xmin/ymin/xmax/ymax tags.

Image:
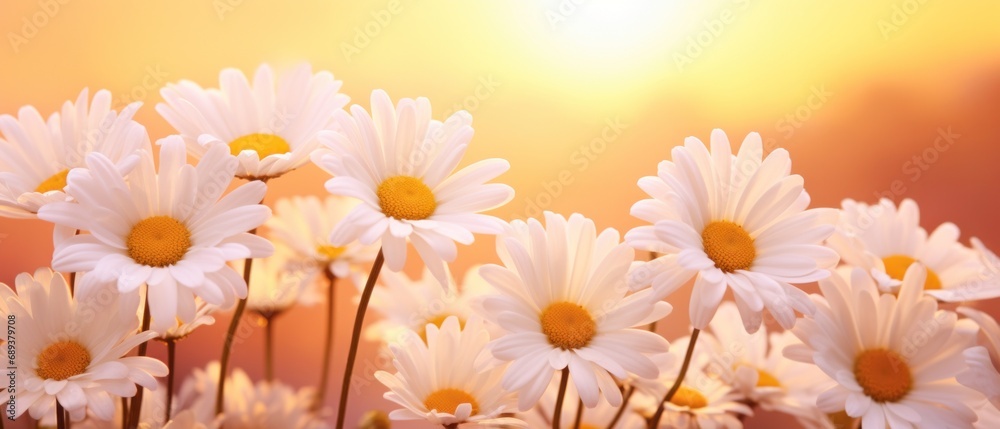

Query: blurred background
<box><xmin>2</xmin><ymin>0</ymin><xmax>999</xmax><ymax>427</ymax></box>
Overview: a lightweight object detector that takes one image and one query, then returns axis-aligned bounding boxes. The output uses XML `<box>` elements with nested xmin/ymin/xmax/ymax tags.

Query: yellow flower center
<box><xmin>854</xmin><ymin>349</ymin><xmax>912</xmax><ymax>402</ymax></box>
<box><xmin>755</xmin><ymin>368</ymin><xmax>782</xmax><ymax>388</ymax></box>
<box><xmin>35</xmin><ymin>169</ymin><xmax>70</xmax><ymax>193</ymax></box>
<box><xmin>702</xmin><ymin>221</ymin><xmax>756</xmax><ymax>272</ymax></box>
<box><xmin>735</xmin><ymin>364</ymin><xmax>782</xmax><ymax>388</ymax></box>
<box><xmin>423</xmin><ymin>388</ymin><xmax>480</xmax><ymax>415</ymax></box>
<box><xmin>126</xmin><ymin>216</ymin><xmax>192</xmax><ymax>267</ymax></box>
<box><xmin>882</xmin><ymin>255</ymin><xmax>942</xmax><ymax>290</ymax></box>
<box><xmin>540</xmin><ymin>302</ymin><xmax>597</xmax><ymax>350</ymax></box>
<box><xmin>316</xmin><ymin>244</ymin><xmax>347</xmax><ymax>261</ymax></box>
<box><xmin>376</xmin><ymin>176</ymin><xmax>437</xmax><ymax>220</ymax></box>
<box><xmin>36</xmin><ymin>340</ymin><xmax>91</xmax><ymax>381</ymax></box>
<box><xmin>358</xmin><ymin>410</ymin><xmax>391</xmax><ymax>429</ymax></box>
<box><xmin>419</xmin><ymin>314</ymin><xmax>464</xmax><ymax>343</ymax></box>
<box><xmin>669</xmin><ymin>386</ymin><xmax>708</xmax><ymax>409</ymax></box>
<box><xmin>827</xmin><ymin>410</ymin><xmax>855</xmax><ymax>428</ymax></box>
<box><xmin>228</xmin><ymin>133</ymin><xmax>291</xmax><ymax>158</ymax></box>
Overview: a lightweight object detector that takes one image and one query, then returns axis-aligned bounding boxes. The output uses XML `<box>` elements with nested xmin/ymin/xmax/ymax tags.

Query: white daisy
<box><xmin>375</xmin><ymin>316</ymin><xmax>525</xmax><ymax>427</ymax></box>
<box><xmin>481</xmin><ymin>212</ymin><xmax>671</xmax><ymax>410</ymax></box>
<box><xmin>365</xmin><ymin>264</ymin><xmax>492</xmax><ymax>344</ymax></box>
<box><xmin>312</xmin><ymin>89</ymin><xmax>514</xmax><ymax>286</ymax></box>
<box><xmin>265</xmin><ymin>195</ymin><xmax>378</xmax><ymax>281</ymax></box>
<box><xmin>158</xmin><ymin>296</ymin><xmax>217</xmax><ymax>342</ymax></box>
<box><xmin>239</xmin><ymin>252</ymin><xmax>318</xmax><ymax>318</ymax></box>
<box><xmin>157</xmin><ymin>63</ymin><xmax>348</xmax><ymax>181</ymax></box>
<box><xmin>0</xmin><ymin>88</ymin><xmax>148</xmax><ymax>218</ymax></box>
<box><xmin>785</xmin><ymin>265</ymin><xmax>981</xmax><ymax>428</ymax></box>
<box><xmin>827</xmin><ymin>198</ymin><xmax>995</xmax><ymax>301</ymax></box>
<box><xmin>956</xmin><ymin>307</ymin><xmax>1000</xmax><ymax>409</ymax></box>
<box><xmin>74</xmin><ymin>385</ymin><xmax>169</xmax><ymax>429</ymax></box>
<box><xmin>631</xmin><ymin>335</ymin><xmax>752</xmax><ymax>429</ymax></box>
<box><xmin>2</xmin><ymin>268</ymin><xmax>167</xmax><ymax>421</ymax></box>
<box><xmin>174</xmin><ymin>361</ymin><xmax>326</xmax><ymax>429</ymax></box>
<box><xmin>519</xmin><ymin>377</ymin><xmax>647</xmax><ymax>428</ymax></box>
<box><xmin>705</xmin><ymin>302</ymin><xmax>833</xmax><ymax>426</ymax></box>
<box><xmin>625</xmin><ymin>129</ymin><xmax>838</xmax><ymax>332</ymax></box>
<box><xmin>37</xmin><ymin>137</ymin><xmax>274</xmax><ymax>333</ymax></box>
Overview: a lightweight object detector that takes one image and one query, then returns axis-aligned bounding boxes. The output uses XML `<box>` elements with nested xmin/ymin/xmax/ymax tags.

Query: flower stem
<box><xmin>552</xmin><ymin>368</ymin><xmax>570</xmax><ymax>429</ymax></box>
<box><xmin>164</xmin><ymin>339</ymin><xmax>176</xmax><ymax>423</ymax></box>
<box><xmin>648</xmin><ymin>328</ymin><xmax>700</xmax><ymax>428</ymax></box>
<box><xmin>120</xmin><ymin>398</ymin><xmax>129</xmax><ymax>429</ymax></box>
<box><xmin>264</xmin><ymin>315</ymin><xmax>275</xmax><ymax>382</ymax></box>
<box><xmin>572</xmin><ymin>398</ymin><xmax>584</xmax><ymax>429</ymax></box>
<box><xmin>126</xmin><ymin>297</ymin><xmax>152</xmax><ymax>429</ymax></box>
<box><xmin>605</xmin><ymin>385</ymin><xmax>634</xmax><ymax>429</ymax></box>
<box><xmin>334</xmin><ymin>249</ymin><xmax>384</xmax><ymax>429</ymax></box>
<box><xmin>216</xmin><ymin>227</ymin><xmax>259</xmax><ymax>416</ymax></box>
<box><xmin>56</xmin><ymin>403</ymin><xmax>65</xmax><ymax>429</ymax></box>
<box><xmin>313</xmin><ymin>269</ymin><xmax>338</xmax><ymax>411</ymax></box>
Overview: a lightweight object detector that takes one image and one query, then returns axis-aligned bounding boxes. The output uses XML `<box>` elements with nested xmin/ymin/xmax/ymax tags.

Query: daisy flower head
<box><xmin>705</xmin><ymin>302</ymin><xmax>834</xmax><ymax>426</ymax></box>
<box><xmin>955</xmin><ymin>306</ymin><xmax>1000</xmax><ymax>410</ymax></box>
<box><xmin>2</xmin><ymin>268</ymin><xmax>168</xmax><ymax>421</ymax></box>
<box><xmin>37</xmin><ymin>137</ymin><xmax>274</xmax><ymax>333</ymax></box>
<box><xmin>157</xmin><ymin>295</ymin><xmax>217</xmax><ymax>342</ymax></box>
<box><xmin>365</xmin><ymin>264</ymin><xmax>492</xmax><ymax>344</ymax></box>
<box><xmin>312</xmin><ymin>89</ymin><xmax>515</xmax><ymax>286</ymax></box>
<box><xmin>265</xmin><ymin>194</ymin><xmax>379</xmax><ymax>280</ymax></box>
<box><xmin>375</xmin><ymin>316</ymin><xmax>525</xmax><ymax>428</ymax></box>
<box><xmin>786</xmin><ymin>265</ymin><xmax>981</xmax><ymax>428</ymax></box>
<box><xmin>157</xmin><ymin>63</ymin><xmax>348</xmax><ymax>181</ymax></box>
<box><xmin>827</xmin><ymin>198</ymin><xmax>996</xmax><ymax>301</ymax></box>
<box><xmin>625</xmin><ymin>129</ymin><xmax>838</xmax><ymax>333</ymax></box>
<box><xmin>174</xmin><ymin>361</ymin><xmax>327</xmax><ymax>429</ymax></box>
<box><xmin>631</xmin><ymin>335</ymin><xmax>752</xmax><ymax>429</ymax></box>
<box><xmin>240</xmin><ymin>253</ymin><xmax>318</xmax><ymax>318</ymax></box>
<box><xmin>0</xmin><ymin>88</ymin><xmax>148</xmax><ymax>218</ymax></box>
<box><xmin>74</xmin><ymin>385</ymin><xmax>169</xmax><ymax>429</ymax></box>
<box><xmin>481</xmin><ymin>212</ymin><xmax>671</xmax><ymax>410</ymax></box>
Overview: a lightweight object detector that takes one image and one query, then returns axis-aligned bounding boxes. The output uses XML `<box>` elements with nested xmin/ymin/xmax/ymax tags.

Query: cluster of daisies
<box><xmin>1</xmin><ymin>64</ymin><xmax>998</xmax><ymax>429</ymax></box>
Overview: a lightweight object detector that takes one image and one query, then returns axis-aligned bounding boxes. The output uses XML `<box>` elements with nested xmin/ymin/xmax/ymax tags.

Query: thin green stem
<box><xmin>605</xmin><ymin>385</ymin><xmax>634</xmax><ymax>429</ymax></box>
<box><xmin>126</xmin><ymin>298</ymin><xmax>152</xmax><ymax>429</ymax></box>
<box><xmin>334</xmin><ymin>249</ymin><xmax>384</xmax><ymax>429</ymax></box>
<box><xmin>648</xmin><ymin>329</ymin><xmax>700</xmax><ymax>428</ymax></box>
<box><xmin>216</xmin><ymin>226</ymin><xmax>259</xmax><ymax>416</ymax></box>
<box><xmin>552</xmin><ymin>368</ymin><xmax>570</xmax><ymax>429</ymax></box>
<box><xmin>164</xmin><ymin>339</ymin><xmax>176</xmax><ymax>423</ymax></box>
<box><xmin>314</xmin><ymin>270</ymin><xmax>338</xmax><ymax>411</ymax></box>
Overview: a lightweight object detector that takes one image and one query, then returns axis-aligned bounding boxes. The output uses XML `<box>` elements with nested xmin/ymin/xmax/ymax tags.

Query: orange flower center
<box><xmin>669</xmin><ymin>386</ymin><xmax>708</xmax><ymax>409</ymax></box>
<box><xmin>376</xmin><ymin>176</ymin><xmax>437</xmax><ymax>220</ymax></box>
<box><xmin>882</xmin><ymin>255</ymin><xmax>942</xmax><ymax>290</ymax></box>
<box><xmin>540</xmin><ymin>302</ymin><xmax>597</xmax><ymax>350</ymax></box>
<box><xmin>702</xmin><ymin>221</ymin><xmax>756</xmax><ymax>272</ymax></box>
<box><xmin>35</xmin><ymin>169</ymin><xmax>70</xmax><ymax>193</ymax></box>
<box><xmin>854</xmin><ymin>348</ymin><xmax>912</xmax><ymax>402</ymax></box>
<box><xmin>419</xmin><ymin>314</ymin><xmax>464</xmax><ymax>343</ymax></box>
<box><xmin>126</xmin><ymin>216</ymin><xmax>192</xmax><ymax>267</ymax></box>
<box><xmin>423</xmin><ymin>388</ymin><xmax>480</xmax><ymax>415</ymax></box>
<box><xmin>36</xmin><ymin>340</ymin><xmax>91</xmax><ymax>381</ymax></box>
<box><xmin>229</xmin><ymin>133</ymin><xmax>291</xmax><ymax>158</ymax></box>
<box><xmin>316</xmin><ymin>244</ymin><xmax>347</xmax><ymax>261</ymax></box>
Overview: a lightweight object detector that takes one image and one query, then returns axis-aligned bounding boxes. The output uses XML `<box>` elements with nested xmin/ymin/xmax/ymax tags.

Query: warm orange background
<box><xmin>2</xmin><ymin>1</ymin><xmax>1000</xmax><ymax>427</ymax></box>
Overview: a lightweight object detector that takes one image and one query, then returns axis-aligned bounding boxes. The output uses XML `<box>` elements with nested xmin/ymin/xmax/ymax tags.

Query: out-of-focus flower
<box><xmin>0</xmin><ymin>88</ymin><xmax>148</xmax><ymax>218</ymax></box>
<box><xmin>519</xmin><ymin>377</ymin><xmax>647</xmax><ymax>428</ymax></box>
<box><xmin>956</xmin><ymin>307</ymin><xmax>1000</xmax><ymax>409</ymax></box>
<box><xmin>175</xmin><ymin>362</ymin><xmax>327</xmax><ymax>429</ymax></box>
<box><xmin>632</xmin><ymin>335</ymin><xmax>752</xmax><ymax>429</ymax></box>
<box><xmin>375</xmin><ymin>317</ymin><xmax>524</xmax><ymax>427</ymax></box>
<box><xmin>625</xmin><ymin>129</ymin><xmax>838</xmax><ymax>332</ymax></box>
<box><xmin>827</xmin><ymin>198</ymin><xmax>996</xmax><ymax>301</ymax></box>
<box><xmin>157</xmin><ymin>63</ymin><xmax>348</xmax><ymax>181</ymax></box>
<box><xmin>312</xmin><ymin>89</ymin><xmax>514</xmax><ymax>286</ymax></box>
<box><xmin>240</xmin><ymin>253</ymin><xmax>318</xmax><ymax>318</ymax></box>
<box><xmin>366</xmin><ymin>265</ymin><xmax>491</xmax><ymax>344</ymax></box>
